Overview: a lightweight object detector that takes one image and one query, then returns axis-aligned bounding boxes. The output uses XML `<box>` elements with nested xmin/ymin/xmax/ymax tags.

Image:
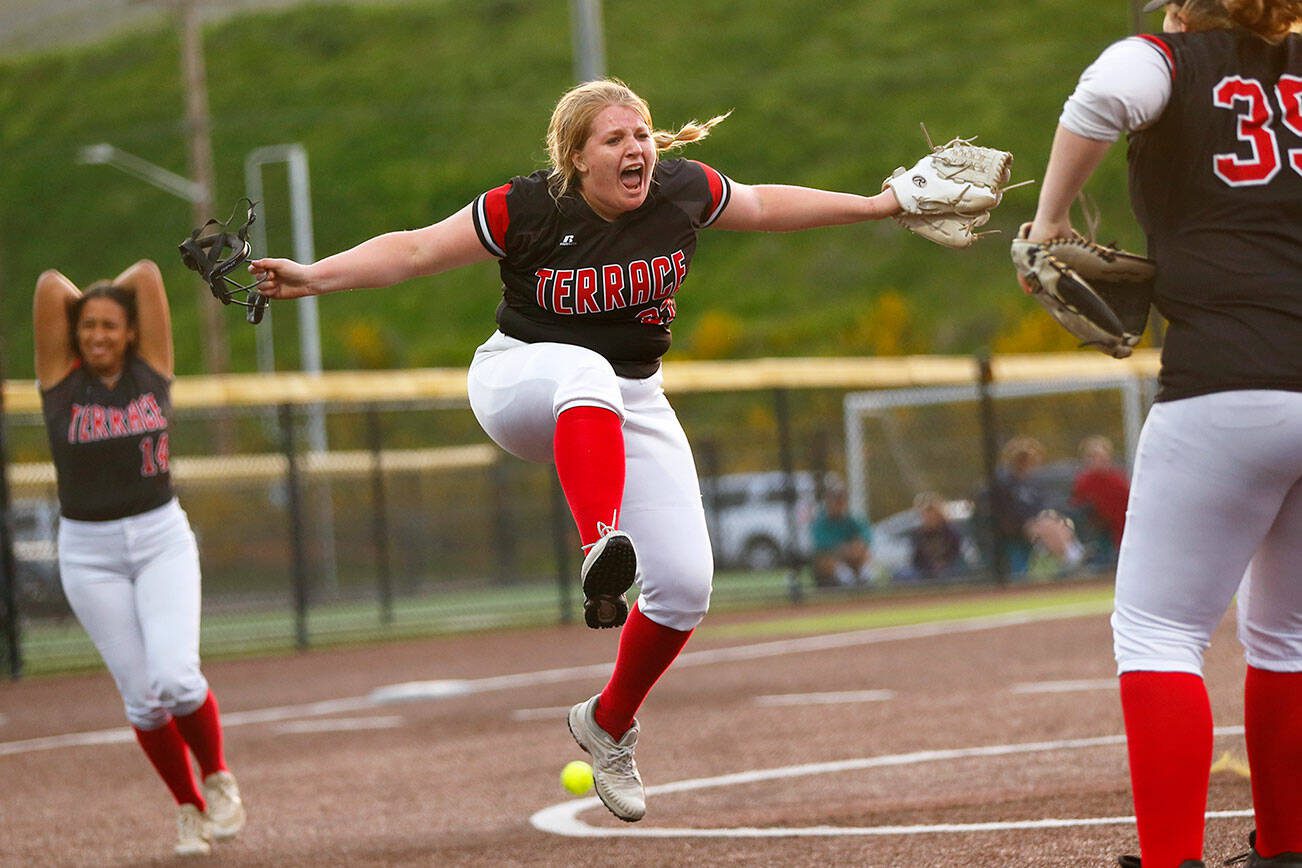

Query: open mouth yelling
<box><xmin>620</xmin><ymin>164</ymin><xmax>645</xmax><ymax>193</ymax></box>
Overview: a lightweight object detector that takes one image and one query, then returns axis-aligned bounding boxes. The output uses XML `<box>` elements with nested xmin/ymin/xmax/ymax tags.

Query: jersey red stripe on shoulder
<box><xmin>473</xmin><ymin>182</ymin><xmax>512</xmax><ymax>258</ymax></box>
<box><xmin>690</xmin><ymin>160</ymin><xmax>732</xmax><ymax>226</ymax></box>
<box><xmin>1135</xmin><ymin>34</ymin><xmax>1175</xmax><ymax>80</ymax></box>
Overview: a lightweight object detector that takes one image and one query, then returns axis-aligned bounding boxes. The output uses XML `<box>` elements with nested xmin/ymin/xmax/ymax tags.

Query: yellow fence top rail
<box><xmin>7</xmin><ymin>444</ymin><xmax>499</xmax><ymax>489</ymax></box>
<box><xmin>2</xmin><ymin>350</ymin><xmax>1161</xmax><ymax>413</ymax></box>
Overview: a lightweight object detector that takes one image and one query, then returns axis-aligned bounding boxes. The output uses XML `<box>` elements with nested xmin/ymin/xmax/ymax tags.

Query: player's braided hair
<box><xmin>1174</xmin><ymin>0</ymin><xmax>1301</xmax><ymax>42</ymax></box>
<box><xmin>545</xmin><ymin>78</ymin><xmax>730</xmax><ymax>197</ymax></box>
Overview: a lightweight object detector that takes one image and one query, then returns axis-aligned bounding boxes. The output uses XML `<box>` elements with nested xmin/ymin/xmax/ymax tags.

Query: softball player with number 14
<box><xmin>33</xmin><ymin>260</ymin><xmax>245</xmax><ymax>857</ymax></box>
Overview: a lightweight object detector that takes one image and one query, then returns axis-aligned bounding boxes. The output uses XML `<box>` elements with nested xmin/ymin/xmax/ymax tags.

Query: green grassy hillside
<box><xmin>0</xmin><ymin>0</ymin><xmax>1150</xmax><ymax>377</ymax></box>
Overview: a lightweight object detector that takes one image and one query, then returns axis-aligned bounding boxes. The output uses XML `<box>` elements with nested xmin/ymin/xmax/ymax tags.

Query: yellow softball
<box><xmin>560</xmin><ymin>760</ymin><xmax>594</xmax><ymax>795</ymax></box>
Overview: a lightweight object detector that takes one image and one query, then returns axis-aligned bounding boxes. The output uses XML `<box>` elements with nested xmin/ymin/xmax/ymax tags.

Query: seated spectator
<box><xmin>897</xmin><ymin>492</ymin><xmax>964</xmax><ymax>583</ymax></box>
<box><xmin>810</xmin><ymin>477</ymin><xmax>873</xmax><ymax>588</ymax></box>
<box><xmin>1026</xmin><ymin>509</ymin><xmax>1085</xmax><ymax>580</ymax></box>
<box><xmin>987</xmin><ymin>436</ymin><xmax>1083</xmax><ymax>578</ymax></box>
<box><xmin>986</xmin><ymin>436</ymin><xmax>1050</xmax><ymax>576</ymax></box>
<box><xmin>1070</xmin><ymin>435</ymin><xmax>1130</xmax><ymax>563</ymax></box>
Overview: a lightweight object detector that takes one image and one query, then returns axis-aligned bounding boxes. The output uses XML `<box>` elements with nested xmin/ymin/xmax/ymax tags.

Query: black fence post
<box><xmin>550</xmin><ymin>474</ymin><xmax>574</xmax><ymax>624</ymax></box>
<box><xmin>366</xmin><ymin>406</ymin><xmax>393</xmax><ymax>627</ymax></box>
<box><xmin>697</xmin><ymin>438</ymin><xmax>720</xmax><ymax>567</ymax></box>
<box><xmin>810</xmin><ymin>427</ymin><xmax>829</xmax><ymax>489</ymax></box>
<box><xmin>0</xmin><ymin>375</ymin><xmax>22</xmax><ymax>680</ymax></box>
<box><xmin>490</xmin><ymin>455</ymin><xmax>517</xmax><ymax>586</ymax></box>
<box><xmin>976</xmin><ymin>355</ymin><xmax>1009</xmax><ymax>586</ymax></box>
<box><xmin>279</xmin><ymin>403</ymin><xmax>310</xmax><ymax>648</ymax></box>
<box><xmin>774</xmin><ymin>389</ymin><xmax>804</xmax><ymax>604</ymax></box>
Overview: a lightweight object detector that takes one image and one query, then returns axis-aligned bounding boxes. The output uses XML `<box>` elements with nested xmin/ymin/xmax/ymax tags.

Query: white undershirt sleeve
<box><xmin>1059</xmin><ymin>37</ymin><xmax>1174</xmax><ymax>142</ymax></box>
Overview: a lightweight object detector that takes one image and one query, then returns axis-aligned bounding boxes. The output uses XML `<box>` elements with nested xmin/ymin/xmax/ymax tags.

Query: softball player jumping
<box><xmin>33</xmin><ymin>261</ymin><xmax>245</xmax><ymax>856</ymax></box>
<box><xmin>1023</xmin><ymin>2</ymin><xmax>1301</xmax><ymax>864</ymax></box>
<box><xmin>248</xmin><ymin>78</ymin><xmax>983</xmax><ymax>822</ymax></box>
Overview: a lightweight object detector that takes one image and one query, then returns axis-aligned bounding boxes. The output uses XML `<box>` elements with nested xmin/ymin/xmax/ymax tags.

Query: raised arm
<box><xmin>249</xmin><ymin>204</ymin><xmax>494</xmax><ymax>300</ymax></box>
<box><xmin>33</xmin><ymin>269</ymin><xmax>81</xmax><ymax>390</ymax></box>
<box><xmin>114</xmin><ymin>259</ymin><xmax>173</xmax><ymax>378</ymax></box>
<box><xmin>712</xmin><ymin>182</ymin><xmax>902</xmax><ymax>232</ymax></box>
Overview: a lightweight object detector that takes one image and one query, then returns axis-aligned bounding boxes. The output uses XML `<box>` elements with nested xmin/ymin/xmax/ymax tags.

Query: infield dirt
<box><xmin>0</xmin><ymin>579</ymin><xmax>1257</xmax><ymax>866</ymax></box>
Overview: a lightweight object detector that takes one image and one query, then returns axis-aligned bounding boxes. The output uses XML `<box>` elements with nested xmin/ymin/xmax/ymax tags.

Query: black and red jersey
<box><xmin>41</xmin><ymin>355</ymin><xmax>175</xmax><ymax>521</ymax></box>
<box><xmin>471</xmin><ymin>158</ymin><xmax>732</xmax><ymax>378</ymax></box>
<box><xmin>1127</xmin><ymin>30</ymin><xmax>1302</xmax><ymax>401</ymax></box>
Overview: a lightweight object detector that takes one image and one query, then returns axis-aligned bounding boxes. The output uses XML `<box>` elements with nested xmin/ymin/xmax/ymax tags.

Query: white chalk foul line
<box><xmin>755</xmin><ymin>689</ymin><xmax>895</xmax><ymax>706</ymax></box>
<box><xmin>1012</xmin><ymin>679</ymin><xmax>1118</xmax><ymax>694</ymax></box>
<box><xmin>369</xmin><ymin>601</ymin><xmax>1113</xmax><ymax>702</ymax></box>
<box><xmin>274</xmin><ymin>715</ymin><xmax>405</xmax><ymax>734</ymax></box>
<box><xmin>530</xmin><ymin>725</ymin><xmax>1250</xmax><ymax>838</ymax></box>
<box><xmin>0</xmin><ymin>696</ymin><xmax>376</xmax><ymax>757</ymax></box>
<box><xmin>513</xmin><ymin>706</ymin><xmax>575</xmax><ymax>722</ymax></box>
<box><xmin>0</xmin><ymin>727</ymin><xmax>138</xmax><ymax>755</ymax></box>
<box><xmin>0</xmin><ymin>600</ymin><xmax>1109</xmax><ymax>758</ymax></box>
<box><xmin>530</xmin><ymin>810</ymin><xmax>1256</xmax><ymax>838</ymax></box>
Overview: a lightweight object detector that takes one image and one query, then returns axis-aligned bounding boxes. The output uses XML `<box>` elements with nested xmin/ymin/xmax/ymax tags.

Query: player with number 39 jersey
<box><xmin>1126</xmin><ymin>24</ymin><xmax>1302</xmax><ymax>401</ymax></box>
<box><xmin>1023</xmin><ymin>2</ymin><xmax>1301</xmax><ymax>865</ymax></box>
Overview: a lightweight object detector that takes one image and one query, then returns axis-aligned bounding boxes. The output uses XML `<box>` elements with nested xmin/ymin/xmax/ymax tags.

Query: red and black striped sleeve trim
<box><xmin>1135</xmin><ymin>34</ymin><xmax>1175</xmax><ymax>81</ymax></box>
<box><xmin>472</xmin><ymin>182</ymin><xmax>512</xmax><ymax>258</ymax></box>
<box><xmin>690</xmin><ymin>160</ymin><xmax>732</xmax><ymax>227</ymax></box>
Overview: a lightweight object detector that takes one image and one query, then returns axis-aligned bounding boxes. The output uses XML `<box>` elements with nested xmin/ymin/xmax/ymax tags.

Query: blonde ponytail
<box><xmin>651</xmin><ymin>112</ymin><xmax>732</xmax><ymax>153</ymax></box>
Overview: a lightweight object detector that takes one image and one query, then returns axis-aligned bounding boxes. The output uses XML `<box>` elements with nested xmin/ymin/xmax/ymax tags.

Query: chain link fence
<box><xmin>0</xmin><ymin>354</ymin><xmax>1159</xmax><ymax>675</ymax></box>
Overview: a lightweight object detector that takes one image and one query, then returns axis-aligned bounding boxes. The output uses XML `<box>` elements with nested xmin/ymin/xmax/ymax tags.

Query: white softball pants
<box><xmin>468</xmin><ymin>331</ymin><xmax>714</xmax><ymax>631</ymax></box>
<box><xmin>58</xmin><ymin>499</ymin><xmax>209</xmax><ymax>729</ymax></box>
<box><xmin>1113</xmin><ymin>390</ymin><xmax>1302</xmax><ymax>675</ymax></box>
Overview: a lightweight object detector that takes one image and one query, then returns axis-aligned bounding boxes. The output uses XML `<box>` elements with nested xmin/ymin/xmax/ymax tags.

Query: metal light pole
<box><xmin>0</xmin><ymin>244</ymin><xmax>21</xmax><ymax>679</ymax></box>
<box><xmin>244</xmin><ymin>144</ymin><xmax>338</xmax><ymax>594</ymax></box>
<box><xmin>77</xmin><ymin>142</ymin><xmax>239</xmax><ymax>454</ymax></box>
<box><xmin>115</xmin><ymin>0</ymin><xmax>229</xmax><ymax>374</ymax></box>
<box><xmin>1131</xmin><ymin>0</ymin><xmax>1146</xmax><ymax>34</ymax></box>
<box><xmin>177</xmin><ymin>0</ymin><xmax>229</xmax><ymax>376</ymax></box>
<box><xmin>78</xmin><ymin>144</ymin><xmax>205</xmax><ymax>201</ymax></box>
<box><xmin>243</xmin><ymin>144</ymin><xmax>323</xmax><ymax>391</ymax></box>
<box><xmin>570</xmin><ymin>0</ymin><xmax>606</xmax><ymax>82</ymax></box>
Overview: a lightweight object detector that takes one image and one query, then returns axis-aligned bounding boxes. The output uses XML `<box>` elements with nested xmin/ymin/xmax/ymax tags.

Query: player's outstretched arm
<box><xmin>33</xmin><ymin>269</ymin><xmax>81</xmax><ymax>389</ymax></box>
<box><xmin>712</xmin><ymin>182</ymin><xmax>903</xmax><ymax>232</ymax></box>
<box><xmin>115</xmin><ymin>259</ymin><xmax>174</xmax><ymax>379</ymax></box>
<box><xmin>1027</xmin><ymin>125</ymin><xmax>1113</xmax><ymax>242</ymax></box>
<box><xmin>250</xmin><ymin>204</ymin><xmax>494</xmax><ymax>300</ymax></box>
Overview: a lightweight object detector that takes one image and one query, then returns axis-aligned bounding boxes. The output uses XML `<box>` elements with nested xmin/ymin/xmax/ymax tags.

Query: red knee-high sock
<box><xmin>1244</xmin><ymin>666</ymin><xmax>1302</xmax><ymax>856</ymax></box>
<box><xmin>595</xmin><ymin>603</ymin><xmax>693</xmax><ymax>740</ymax></box>
<box><xmin>553</xmin><ymin>406</ymin><xmax>625</xmax><ymax>548</ymax></box>
<box><xmin>173</xmin><ymin>690</ymin><xmax>228</xmax><ymax>779</ymax></box>
<box><xmin>1119</xmin><ymin>671</ymin><xmax>1213</xmax><ymax>868</ymax></box>
<box><xmin>134</xmin><ymin>720</ymin><xmax>204</xmax><ymax>809</ymax></box>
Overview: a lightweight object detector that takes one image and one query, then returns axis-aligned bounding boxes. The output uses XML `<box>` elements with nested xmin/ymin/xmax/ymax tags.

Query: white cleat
<box><xmin>174</xmin><ymin>803</ymin><xmax>213</xmax><ymax>857</ymax></box>
<box><xmin>567</xmin><ymin>695</ymin><xmax>645</xmax><ymax>822</ymax></box>
<box><xmin>202</xmin><ymin>770</ymin><xmax>246</xmax><ymax>841</ymax></box>
<box><xmin>580</xmin><ymin>531</ymin><xmax>638</xmax><ymax>629</ymax></box>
